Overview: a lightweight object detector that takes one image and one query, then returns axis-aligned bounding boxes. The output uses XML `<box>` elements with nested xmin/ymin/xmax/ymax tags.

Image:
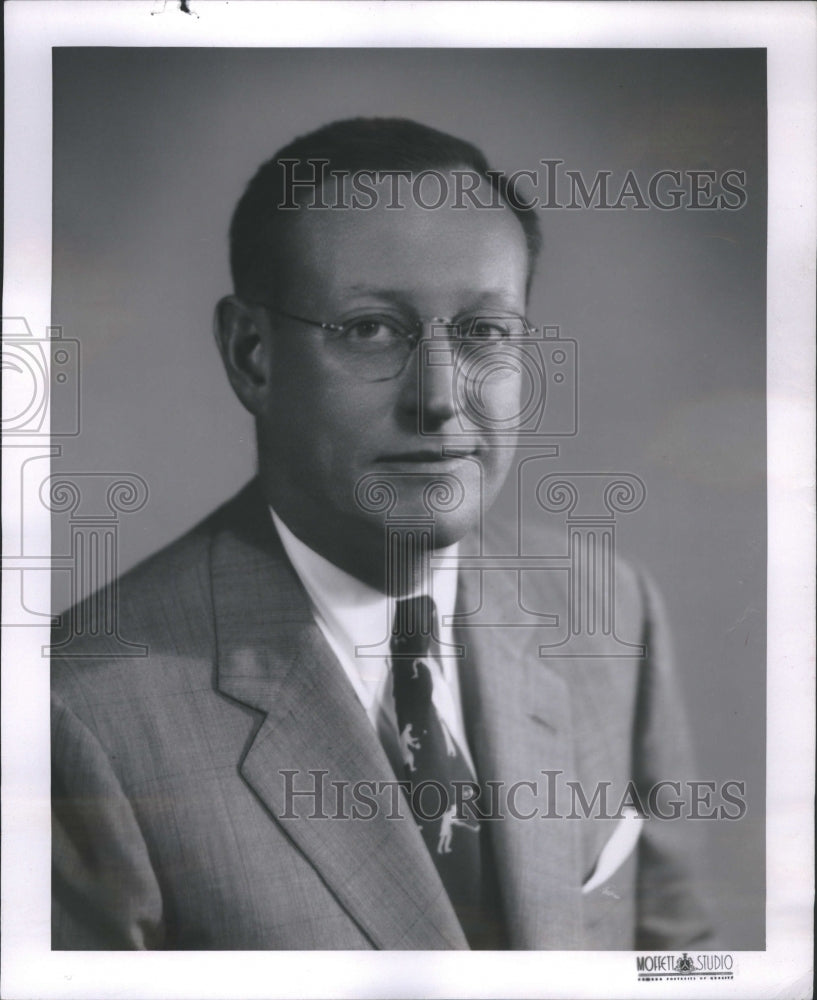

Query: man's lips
<box><xmin>377</xmin><ymin>448</ymin><xmax>477</xmax><ymax>463</ymax></box>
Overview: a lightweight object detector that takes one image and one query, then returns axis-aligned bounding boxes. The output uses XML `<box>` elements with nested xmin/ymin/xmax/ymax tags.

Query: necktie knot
<box><xmin>391</xmin><ymin>595</ymin><xmax>436</xmax><ymax>658</ymax></box>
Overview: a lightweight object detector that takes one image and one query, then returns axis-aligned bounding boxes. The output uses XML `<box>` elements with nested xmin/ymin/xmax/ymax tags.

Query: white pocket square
<box><xmin>581</xmin><ymin>808</ymin><xmax>644</xmax><ymax>894</ymax></box>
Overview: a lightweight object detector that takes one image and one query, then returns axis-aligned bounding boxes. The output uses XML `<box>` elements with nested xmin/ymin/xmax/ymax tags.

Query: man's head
<box><xmin>215</xmin><ymin>117</ymin><xmax>541</xmax><ymax>589</ymax></box>
<box><xmin>228</xmin><ymin>117</ymin><xmax>541</xmax><ymax>303</ymax></box>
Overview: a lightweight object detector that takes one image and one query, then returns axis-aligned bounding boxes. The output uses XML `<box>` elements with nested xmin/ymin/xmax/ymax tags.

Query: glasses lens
<box><xmin>331</xmin><ymin>314</ymin><xmax>414</xmax><ymax>380</ymax></box>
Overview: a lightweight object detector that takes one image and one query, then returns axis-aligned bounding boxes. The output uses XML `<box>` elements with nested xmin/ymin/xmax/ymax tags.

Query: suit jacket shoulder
<box><xmin>52</xmin><ymin>481</ymin><xmax>274</xmax><ymax>705</ymax></box>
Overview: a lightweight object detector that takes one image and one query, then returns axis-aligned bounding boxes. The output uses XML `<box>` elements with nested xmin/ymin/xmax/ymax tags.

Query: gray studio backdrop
<box><xmin>51</xmin><ymin>48</ymin><xmax>766</xmax><ymax>948</ymax></box>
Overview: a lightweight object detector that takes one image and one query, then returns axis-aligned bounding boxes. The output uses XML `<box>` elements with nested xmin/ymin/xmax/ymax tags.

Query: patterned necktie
<box><xmin>390</xmin><ymin>595</ymin><xmax>492</xmax><ymax>946</ymax></box>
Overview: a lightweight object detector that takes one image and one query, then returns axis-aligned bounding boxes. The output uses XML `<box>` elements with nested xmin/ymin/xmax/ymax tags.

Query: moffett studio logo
<box><xmin>636</xmin><ymin>952</ymin><xmax>735</xmax><ymax>982</ymax></box>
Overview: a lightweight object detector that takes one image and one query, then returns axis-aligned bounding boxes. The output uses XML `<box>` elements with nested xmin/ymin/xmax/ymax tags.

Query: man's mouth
<box><xmin>377</xmin><ymin>448</ymin><xmax>477</xmax><ymax>463</ymax></box>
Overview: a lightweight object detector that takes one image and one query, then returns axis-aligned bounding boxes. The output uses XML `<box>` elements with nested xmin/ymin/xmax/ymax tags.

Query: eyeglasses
<box><xmin>258</xmin><ymin>305</ymin><xmax>538</xmax><ymax>382</ymax></box>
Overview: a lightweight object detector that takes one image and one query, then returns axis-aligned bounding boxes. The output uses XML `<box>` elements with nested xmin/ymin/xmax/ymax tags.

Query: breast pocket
<box><xmin>580</xmin><ymin>810</ymin><xmax>642</xmax><ymax>948</ymax></box>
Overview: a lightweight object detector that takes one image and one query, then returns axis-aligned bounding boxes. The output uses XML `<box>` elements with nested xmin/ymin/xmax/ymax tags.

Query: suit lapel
<box><xmin>209</xmin><ymin>484</ymin><xmax>467</xmax><ymax>950</ymax></box>
<box><xmin>455</xmin><ymin>568</ymin><xmax>583</xmax><ymax>949</ymax></box>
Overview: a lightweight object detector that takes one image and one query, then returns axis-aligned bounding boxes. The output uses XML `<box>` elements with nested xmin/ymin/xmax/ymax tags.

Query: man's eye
<box><xmin>467</xmin><ymin>319</ymin><xmax>511</xmax><ymax>340</ymax></box>
<box><xmin>341</xmin><ymin>317</ymin><xmax>404</xmax><ymax>343</ymax></box>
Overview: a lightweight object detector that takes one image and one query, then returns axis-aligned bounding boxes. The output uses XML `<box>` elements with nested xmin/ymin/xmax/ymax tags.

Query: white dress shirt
<box><xmin>270</xmin><ymin>509</ymin><xmax>476</xmax><ymax>776</ymax></box>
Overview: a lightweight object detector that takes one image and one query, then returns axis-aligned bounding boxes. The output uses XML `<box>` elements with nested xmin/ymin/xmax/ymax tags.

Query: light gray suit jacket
<box><xmin>51</xmin><ymin>480</ymin><xmax>714</xmax><ymax>950</ymax></box>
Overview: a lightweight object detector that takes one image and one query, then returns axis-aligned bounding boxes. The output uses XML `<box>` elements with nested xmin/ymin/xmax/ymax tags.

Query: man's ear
<box><xmin>213</xmin><ymin>296</ymin><xmax>272</xmax><ymax>416</ymax></box>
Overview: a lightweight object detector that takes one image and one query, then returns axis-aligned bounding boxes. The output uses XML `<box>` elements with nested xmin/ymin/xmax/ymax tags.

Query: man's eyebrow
<box><xmin>342</xmin><ymin>286</ymin><xmax>522</xmax><ymax>310</ymax></box>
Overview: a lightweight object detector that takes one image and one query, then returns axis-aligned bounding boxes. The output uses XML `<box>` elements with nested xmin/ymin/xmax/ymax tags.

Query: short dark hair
<box><xmin>229</xmin><ymin>116</ymin><xmax>542</xmax><ymax>302</ymax></box>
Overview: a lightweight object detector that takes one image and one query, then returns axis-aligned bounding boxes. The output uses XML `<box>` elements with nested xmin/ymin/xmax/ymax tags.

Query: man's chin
<box><xmin>357</xmin><ymin>503</ymin><xmax>480</xmax><ymax>549</ymax></box>
<box><xmin>356</xmin><ymin>461</ymin><xmax>482</xmax><ymax>515</ymax></box>
<box><xmin>352</xmin><ymin>505</ymin><xmax>477</xmax><ymax>595</ymax></box>
<box><xmin>428</xmin><ymin>509</ymin><xmax>480</xmax><ymax>549</ymax></box>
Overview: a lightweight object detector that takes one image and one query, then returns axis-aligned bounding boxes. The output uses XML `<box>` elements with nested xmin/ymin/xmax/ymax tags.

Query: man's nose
<box><xmin>414</xmin><ymin>342</ymin><xmax>460</xmax><ymax>426</ymax></box>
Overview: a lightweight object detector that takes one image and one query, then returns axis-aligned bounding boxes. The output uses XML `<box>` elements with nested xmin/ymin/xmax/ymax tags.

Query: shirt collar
<box><xmin>269</xmin><ymin>508</ymin><xmax>459</xmax><ymax>680</ymax></box>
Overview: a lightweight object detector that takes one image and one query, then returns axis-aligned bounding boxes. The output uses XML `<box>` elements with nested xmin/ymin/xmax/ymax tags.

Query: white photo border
<box><xmin>2</xmin><ymin>2</ymin><xmax>814</xmax><ymax>998</ymax></box>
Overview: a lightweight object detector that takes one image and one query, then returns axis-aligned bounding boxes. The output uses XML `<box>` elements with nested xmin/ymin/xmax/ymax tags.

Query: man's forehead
<box><xmin>281</xmin><ymin>199</ymin><xmax>529</xmax><ymax>307</ymax></box>
<box><xmin>316</xmin><ymin>206</ymin><xmax>520</xmax><ymax>242</ymax></box>
<box><xmin>284</xmin><ymin>186</ymin><xmax>527</xmax><ymax>256</ymax></box>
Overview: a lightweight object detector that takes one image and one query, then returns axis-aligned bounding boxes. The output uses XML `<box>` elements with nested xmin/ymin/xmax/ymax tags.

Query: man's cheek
<box><xmin>467</xmin><ymin>369</ymin><xmax>525</xmax><ymax>426</ymax></box>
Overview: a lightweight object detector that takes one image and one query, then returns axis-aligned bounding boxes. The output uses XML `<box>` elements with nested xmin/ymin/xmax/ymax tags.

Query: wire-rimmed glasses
<box><xmin>258</xmin><ymin>305</ymin><xmax>538</xmax><ymax>382</ymax></box>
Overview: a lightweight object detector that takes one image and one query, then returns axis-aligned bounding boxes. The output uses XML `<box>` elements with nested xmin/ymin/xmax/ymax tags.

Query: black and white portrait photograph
<box><xmin>2</xmin><ymin>3</ymin><xmax>813</xmax><ymax>998</ymax></box>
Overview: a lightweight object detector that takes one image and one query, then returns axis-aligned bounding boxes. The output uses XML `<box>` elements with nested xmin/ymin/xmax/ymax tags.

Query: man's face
<box><xmin>252</xmin><ymin>174</ymin><xmax>530</xmax><ymax>577</ymax></box>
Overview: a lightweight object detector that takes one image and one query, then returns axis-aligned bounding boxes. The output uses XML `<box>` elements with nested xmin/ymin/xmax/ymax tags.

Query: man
<box><xmin>51</xmin><ymin>117</ymin><xmax>713</xmax><ymax>950</ymax></box>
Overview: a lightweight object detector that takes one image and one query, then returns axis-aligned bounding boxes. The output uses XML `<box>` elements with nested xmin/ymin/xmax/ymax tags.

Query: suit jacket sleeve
<box><xmin>632</xmin><ymin>567</ymin><xmax>718</xmax><ymax>949</ymax></box>
<box><xmin>52</xmin><ymin>687</ymin><xmax>165</xmax><ymax>950</ymax></box>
